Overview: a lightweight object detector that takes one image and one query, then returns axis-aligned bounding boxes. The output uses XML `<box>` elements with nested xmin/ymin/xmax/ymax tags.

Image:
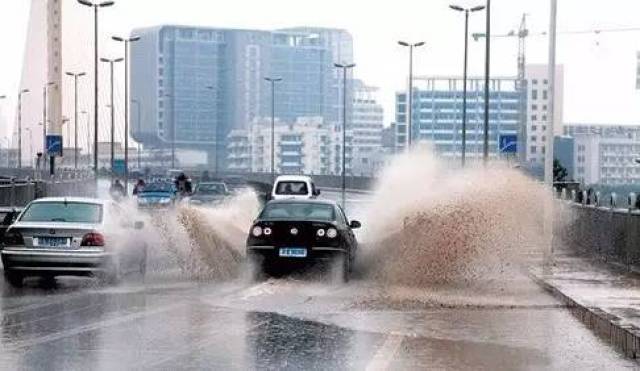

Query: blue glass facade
<box><xmin>395</xmin><ymin>77</ymin><xmax>521</xmax><ymax>158</ymax></box>
<box><xmin>130</xmin><ymin>26</ymin><xmax>353</xmax><ymax>168</ymax></box>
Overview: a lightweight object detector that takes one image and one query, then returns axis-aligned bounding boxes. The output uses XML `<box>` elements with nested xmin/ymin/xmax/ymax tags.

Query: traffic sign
<box><xmin>499</xmin><ymin>134</ymin><xmax>517</xmax><ymax>154</ymax></box>
<box><xmin>113</xmin><ymin>159</ymin><xmax>126</xmax><ymax>176</ymax></box>
<box><xmin>46</xmin><ymin>135</ymin><xmax>63</xmax><ymax>156</ymax></box>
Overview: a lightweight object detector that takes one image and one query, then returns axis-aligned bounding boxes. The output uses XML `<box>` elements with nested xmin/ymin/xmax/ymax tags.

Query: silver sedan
<box><xmin>1</xmin><ymin>197</ymin><xmax>147</xmax><ymax>287</ymax></box>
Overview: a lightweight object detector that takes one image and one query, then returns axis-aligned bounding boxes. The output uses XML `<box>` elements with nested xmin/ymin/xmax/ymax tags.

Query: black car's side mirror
<box><xmin>349</xmin><ymin>220</ymin><xmax>361</xmax><ymax>229</ymax></box>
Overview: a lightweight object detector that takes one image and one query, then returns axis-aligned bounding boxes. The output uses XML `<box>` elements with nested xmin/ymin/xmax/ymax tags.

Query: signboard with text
<box><xmin>46</xmin><ymin>135</ymin><xmax>63</xmax><ymax>157</ymax></box>
<box><xmin>499</xmin><ymin>134</ymin><xmax>517</xmax><ymax>154</ymax></box>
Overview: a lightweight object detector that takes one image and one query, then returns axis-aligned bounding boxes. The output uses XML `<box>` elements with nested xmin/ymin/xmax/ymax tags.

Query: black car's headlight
<box><xmin>252</xmin><ymin>226</ymin><xmax>263</xmax><ymax>237</ymax></box>
<box><xmin>326</xmin><ymin>228</ymin><xmax>338</xmax><ymax>238</ymax></box>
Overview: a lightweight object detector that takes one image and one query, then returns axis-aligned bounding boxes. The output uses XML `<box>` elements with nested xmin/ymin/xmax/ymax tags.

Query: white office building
<box><xmin>524</xmin><ymin>64</ymin><xmax>564</xmax><ymax>164</ymax></box>
<box><xmin>227</xmin><ymin>117</ymin><xmax>349</xmax><ymax>175</ymax></box>
<box><xmin>351</xmin><ymin>81</ymin><xmax>385</xmax><ymax>176</ymax></box>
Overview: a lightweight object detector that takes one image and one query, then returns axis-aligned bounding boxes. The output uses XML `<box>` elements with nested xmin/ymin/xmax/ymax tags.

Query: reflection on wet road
<box><xmin>0</xmin><ymin>273</ymin><xmax>636</xmax><ymax>370</ymax></box>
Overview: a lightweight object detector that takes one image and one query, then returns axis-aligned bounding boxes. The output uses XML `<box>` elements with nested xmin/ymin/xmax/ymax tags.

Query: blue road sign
<box><xmin>113</xmin><ymin>159</ymin><xmax>126</xmax><ymax>176</ymax></box>
<box><xmin>499</xmin><ymin>134</ymin><xmax>518</xmax><ymax>154</ymax></box>
<box><xmin>46</xmin><ymin>135</ymin><xmax>63</xmax><ymax>156</ymax></box>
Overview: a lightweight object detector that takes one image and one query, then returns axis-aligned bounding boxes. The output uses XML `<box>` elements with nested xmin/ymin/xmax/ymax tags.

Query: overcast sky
<box><xmin>2</xmin><ymin>0</ymin><xmax>640</xmax><ymax>143</ymax></box>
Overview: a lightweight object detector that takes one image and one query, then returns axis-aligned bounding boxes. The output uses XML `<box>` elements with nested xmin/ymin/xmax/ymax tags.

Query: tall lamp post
<box><xmin>77</xmin><ymin>0</ymin><xmax>115</xmax><ymax>175</ymax></box>
<box><xmin>450</xmin><ymin>4</ymin><xmax>485</xmax><ymax>167</ymax></box>
<box><xmin>131</xmin><ymin>99</ymin><xmax>141</xmax><ymax>169</ymax></box>
<box><xmin>263</xmin><ymin>78</ymin><xmax>282</xmax><ymax>182</ymax></box>
<box><xmin>483</xmin><ymin>0</ymin><xmax>491</xmax><ymax>163</ymax></box>
<box><xmin>100</xmin><ymin>57</ymin><xmax>123</xmax><ymax>180</ymax></box>
<box><xmin>398</xmin><ymin>41</ymin><xmax>425</xmax><ymax>150</ymax></box>
<box><xmin>334</xmin><ymin>63</ymin><xmax>356</xmax><ymax>209</ymax></box>
<box><xmin>25</xmin><ymin>128</ymin><xmax>33</xmax><ymax>168</ymax></box>
<box><xmin>66</xmin><ymin>72</ymin><xmax>86</xmax><ymax>170</ymax></box>
<box><xmin>112</xmin><ymin>35</ymin><xmax>140</xmax><ymax>195</ymax></box>
<box><xmin>17</xmin><ymin>89</ymin><xmax>30</xmax><ymax>169</ymax></box>
<box><xmin>81</xmin><ymin>110</ymin><xmax>89</xmax><ymax>166</ymax></box>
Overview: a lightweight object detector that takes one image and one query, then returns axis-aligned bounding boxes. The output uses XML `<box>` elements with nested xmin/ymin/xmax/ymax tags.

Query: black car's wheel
<box><xmin>248</xmin><ymin>253</ymin><xmax>267</xmax><ymax>282</ymax></box>
<box><xmin>4</xmin><ymin>270</ymin><xmax>24</xmax><ymax>287</ymax></box>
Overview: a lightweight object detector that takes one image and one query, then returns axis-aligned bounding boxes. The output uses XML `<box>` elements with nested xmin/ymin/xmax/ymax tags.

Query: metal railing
<box><xmin>556</xmin><ymin>188</ymin><xmax>640</xmax><ymax>269</ymax></box>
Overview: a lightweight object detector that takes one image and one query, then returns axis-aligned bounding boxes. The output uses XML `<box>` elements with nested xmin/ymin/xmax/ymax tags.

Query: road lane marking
<box><xmin>365</xmin><ymin>333</ymin><xmax>405</xmax><ymax>371</ymax></box>
<box><xmin>3</xmin><ymin>302</ymin><xmax>186</xmax><ymax>350</ymax></box>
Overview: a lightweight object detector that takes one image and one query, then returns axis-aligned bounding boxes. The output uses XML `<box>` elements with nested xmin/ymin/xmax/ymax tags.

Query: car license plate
<box><xmin>279</xmin><ymin>248</ymin><xmax>307</xmax><ymax>258</ymax></box>
<box><xmin>35</xmin><ymin>237</ymin><xmax>71</xmax><ymax>248</ymax></box>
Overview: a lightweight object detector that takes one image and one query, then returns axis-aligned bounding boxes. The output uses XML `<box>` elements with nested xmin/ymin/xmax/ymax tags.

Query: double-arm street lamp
<box><xmin>334</xmin><ymin>63</ymin><xmax>356</xmax><ymax>209</ymax></box>
<box><xmin>450</xmin><ymin>4</ymin><xmax>485</xmax><ymax>167</ymax></box>
<box><xmin>66</xmin><ymin>72</ymin><xmax>86</xmax><ymax>169</ymax></box>
<box><xmin>112</xmin><ymin>35</ymin><xmax>140</xmax><ymax>194</ymax></box>
<box><xmin>398</xmin><ymin>41</ymin><xmax>425</xmax><ymax>150</ymax></box>
<box><xmin>77</xmin><ymin>0</ymin><xmax>115</xmax><ymax>174</ymax></box>
<box><xmin>100</xmin><ymin>57</ymin><xmax>124</xmax><ymax>179</ymax></box>
<box><xmin>263</xmin><ymin>78</ymin><xmax>283</xmax><ymax>182</ymax></box>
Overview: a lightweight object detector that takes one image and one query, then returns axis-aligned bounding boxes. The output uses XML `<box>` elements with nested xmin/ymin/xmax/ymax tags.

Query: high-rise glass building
<box><xmin>130</xmin><ymin>26</ymin><xmax>353</xmax><ymax>169</ymax></box>
<box><xmin>395</xmin><ymin>76</ymin><xmax>522</xmax><ymax>159</ymax></box>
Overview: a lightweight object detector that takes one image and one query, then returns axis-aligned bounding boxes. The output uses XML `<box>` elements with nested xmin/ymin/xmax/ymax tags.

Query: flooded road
<box><xmin>0</xmin><ymin>270</ymin><xmax>634</xmax><ymax>370</ymax></box>
<box><xmin>1</xmin><ymin>163</ymin><xmax>636</xmax><ymax>369</ymax></box>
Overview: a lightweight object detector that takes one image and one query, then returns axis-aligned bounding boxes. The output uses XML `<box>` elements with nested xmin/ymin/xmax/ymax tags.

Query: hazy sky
<box><xmin>2</xmin><ymin>0</ymin><xmax>640</xmax><ymax>143</ymax></box>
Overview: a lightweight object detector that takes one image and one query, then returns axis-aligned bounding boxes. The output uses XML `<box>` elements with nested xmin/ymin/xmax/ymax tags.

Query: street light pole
<box><xmin>450</xmin><ymin>4</ymin><xmax>485</xmax><ymax>167</ymax></box>
<box><xmin>17</xmin><ymin>89</ymin><xmax>30</xmax><ymax>169</ymax></box>
<box><xmin>25</xmin><ymin>128</ymin><xmax>33</xmax><ymax>168</ymax></box>
<box><xmin>80</xmin><ymin>110</ymin><xmax>89</xmax><ymax>166</ymax></box>
<box><xmin>398</xmin><ymin>41</ymin><xmax>425</xmax><ymax>151</ymax></box>
<box><xmin>66</xmin><ymin>72</ymin><xmax>86</xmax><ymax>170</ymax></box>
<box><xmin>483</xmin><ymin>0</ymin><xmax>491</xmax><ymax>164</ymax></box>
<box><xmin>101</xmin><ymin>57</ymin><xmax>123</xmax><ymax>181</ymax></box>
<box><xmin>334</xmin><ymin>63</ymin><xmax>356</xmax><ymax>209</ymax></box>
<box><xmin>77</xmin><ymin>0</ymin><xmax>115</xmax><ymax>175</ymax></box>
<box><xmin>131</xmin><ymin>99</ymin><xmax>141</xmax><ymax>169</ymax></box>
<box><xmin>112</xmin><ymin>35</ymin><xmax>140</xmax><ymax>195</ymax></box>
<box><xmin>263</xmin><ymin>78</ymin><xmax>282</xmax><ymax>182</ymax></box>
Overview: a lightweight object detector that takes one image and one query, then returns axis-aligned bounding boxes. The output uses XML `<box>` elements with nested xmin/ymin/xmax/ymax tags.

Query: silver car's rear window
<box><xmin>20</xmin><ymin>202</ymin><xmax>103</xmax><ymax>223</ymax></box>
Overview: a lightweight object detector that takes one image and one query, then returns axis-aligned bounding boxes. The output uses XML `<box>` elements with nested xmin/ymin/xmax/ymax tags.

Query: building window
<box><xmin>531</xmin><ymin>90</ymin><xmax>538</xmax><ymax>100</ymax></box>
<box><xmin>544</xmin><ymin>79</ymin><xmax>549</xmax><ymax>85</ymax></box>
<box><xmin>543</xmin><ymin>90</ymin><xmax>548</xmax><ymax>100</ymax></box>
<box><xmin>531</xmin><ymin>115</ymin><xmax>537</xmax><ymax>121</ymax></box>
<box><xmin>531</xmin><ymin>125</ymin><xmax>537</xmax><ymax>131</ymax></box>
<box><xmin>530</xmin><ymin>146</ymin><xmax>537</xmax><ymax>154</ymax></box>
<box><xmin>542</xmin><ymin>115</ymin><xmax>547</xmax><ymax>121</ymax></box>
<box><xmin>531</xmin><ymin>136</ymin><xmax>537</xmax><ymax>142</ymax></box>
<box><xmin>532</xmin><ymin>104</ymin><xmax>538</xmax><ymax>110</ymax></box>
<box><xmin>532</xmin><ymin>79</ymin><xmax>538</xmax><ymax>85</ymax></box>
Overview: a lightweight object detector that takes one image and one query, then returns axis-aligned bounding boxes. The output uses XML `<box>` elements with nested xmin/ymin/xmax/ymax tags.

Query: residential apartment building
<box><xmin>565</xmin><ymin>124</ymin><xmax>640</xmax><ymax>185</ymax></box>
<box><xmin>130</xmin><ymin>26</ymin><xmax>353</xmax><ymax>169</ymax></box>
<box><xmin>351</xmin><ymin>80</ymin><xmax>384</xmax><ymax>176</ymax></box>
<box><xmin>226</xmin><ymin>117</ymin><xmax>349</xmax><ymax>175</ymax></box>
<box><xmin>524</xmin><ymin>64</ymin><xmax>564</xmax><ymax>164</ymax></box>
<box><xmin>394</xmin><ymin>76</ymin><xmax>521</xmax><ymax>159</ymax></box>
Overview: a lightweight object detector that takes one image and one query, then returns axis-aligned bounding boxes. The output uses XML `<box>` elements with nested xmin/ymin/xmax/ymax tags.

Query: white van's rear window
<box><xmin>275</xmin><ymin>181</ymin><xmax>309</xmax><ymax>195</ymax></box>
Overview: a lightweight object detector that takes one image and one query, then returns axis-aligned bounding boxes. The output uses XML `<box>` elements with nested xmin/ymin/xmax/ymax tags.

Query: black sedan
<box><xmin>246</xmin><ymin>199</ymin><xmax>360</xmax><ymax>281</ymax></box>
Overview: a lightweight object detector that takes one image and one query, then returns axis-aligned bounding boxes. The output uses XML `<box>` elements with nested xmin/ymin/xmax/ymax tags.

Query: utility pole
<box><xmin>263</xmin><ymin>78</ymin><xmax>282</xmax><ymax>182</ymax></box>
<box><xmin>545</xmin><ymin>0</ymin><xmax>557</xmax><ymax>186</ymax></box>
<box><xmin>66</xmin><ymin>72</ymin><xmax>86</xmax><ymax>170</ymax></box>
<box><xmin>334</xmin><ymin>63</ymin><xmax>356</xmax><ymax>209</ymax></box>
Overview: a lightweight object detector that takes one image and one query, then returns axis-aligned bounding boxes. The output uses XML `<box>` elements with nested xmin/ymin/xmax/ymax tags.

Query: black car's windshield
<box><xmin>20</xmin><ymin>202</ymin><xmax>103</xmax><ymax>223</ymax></box>
<box><xmin>141</xmin><ymin>182</ymin><xmax>175</xmax><ymax>193</ymax></box>
<box><xmin>260</xmin><ymin>202</ymin><xmax>335</xmax><ymax>222</ymax></box>
<box><xmin>196</xmin><ymin>183</ymin><xmax>226</xmax><ymax>195</ymax></box>
<box><xmin>275</xmin><ymin>181</ymin><xmax>309</xmax><ymax>195</ymax></box>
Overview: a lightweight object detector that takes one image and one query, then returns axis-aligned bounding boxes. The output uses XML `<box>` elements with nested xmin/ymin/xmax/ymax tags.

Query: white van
<box><xmin>271</xmin><ymin>175</ymin><xmax>320</xmax><ymax>200</ymax></box>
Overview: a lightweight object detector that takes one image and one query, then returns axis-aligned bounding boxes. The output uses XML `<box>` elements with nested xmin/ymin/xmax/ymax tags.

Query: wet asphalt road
<box><xmin>0</xmin><ymin>190</ymin><xmax>637</xmax><ymax>369</ymax></box>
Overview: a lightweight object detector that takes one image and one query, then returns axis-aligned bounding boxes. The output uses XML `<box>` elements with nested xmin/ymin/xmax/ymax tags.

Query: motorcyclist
<box><xmin>132</xmin><ymin>179</ymin><xmax>146</xmax><ymax>196</ymax></box>
<box><xmin>175</xmin><ymin>173</ymin><xmax>193</xmax><ymax>197</ymax></box>
<box><xmin>109</xmin><ymin>179</ymin><xmax>126</xmax><ymax>200</ymax></box>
